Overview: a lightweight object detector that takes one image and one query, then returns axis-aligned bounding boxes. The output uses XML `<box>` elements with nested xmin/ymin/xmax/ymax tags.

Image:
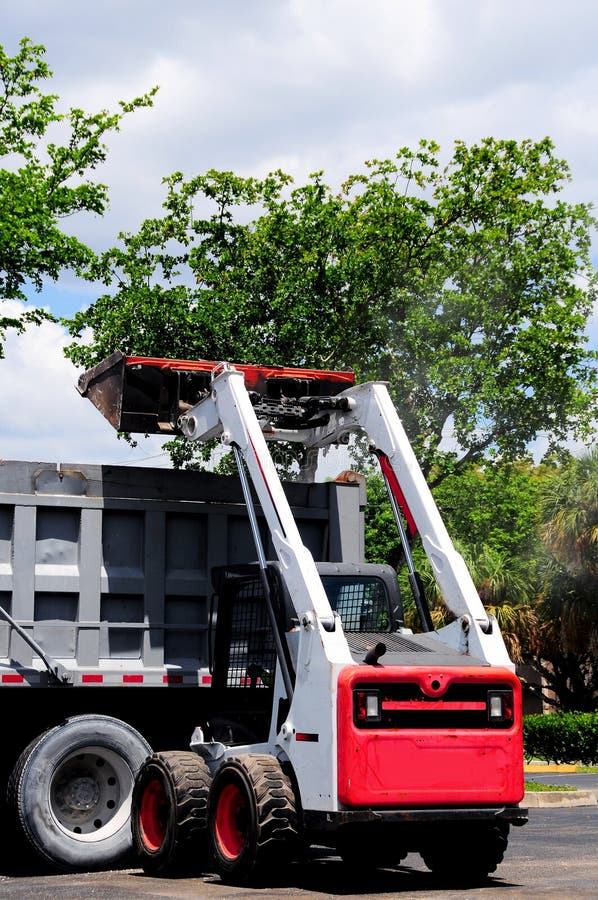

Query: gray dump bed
<box><xmin>0</xmin><ymin>461</ymin><xmax>364</xmax><ymax>686</ymax></box>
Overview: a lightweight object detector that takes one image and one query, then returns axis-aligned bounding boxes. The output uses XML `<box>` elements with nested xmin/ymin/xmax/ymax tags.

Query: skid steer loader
<box><xmin>79</xmin><ymin>352</ymin><xmax>527</xmax><ymax>885</ymax></box>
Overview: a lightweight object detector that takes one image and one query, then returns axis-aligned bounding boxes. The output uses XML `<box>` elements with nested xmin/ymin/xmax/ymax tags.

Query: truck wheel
<box><xmin>131</xmin><ymin>751</ymin><xmax>212</xmax><ymax>875</ymax></box>
<box><xmin>208</xmin><ymin>754</ymin><xmax>297</xmax><ymax>885</ymax></box>
<box><xmin>421</xmin><ymin>821</ymin><xmax>509</xmax><ymax>883</ymax></box>
<box><xmin>7</xmin><ymin>714</ymin><xmax>151</xmax><ymax>872</ymax></box>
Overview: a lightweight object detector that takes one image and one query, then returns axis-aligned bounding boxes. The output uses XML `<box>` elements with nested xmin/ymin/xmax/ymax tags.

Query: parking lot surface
<box><xmin>1</xmin><ymin>806</ymin><xmax>597</xmax><ymax>899</ymax></box>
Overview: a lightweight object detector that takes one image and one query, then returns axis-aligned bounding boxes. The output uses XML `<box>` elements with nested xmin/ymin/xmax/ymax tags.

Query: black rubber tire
<box><xmin>131</xmin><ymin>750</ymin><xmax>212</xmax><ymax>876</ymax></box>
<box><xmin>7</xmin><ymin>714</ymin><xmax>151</xmax><ymax>872</ymax></box>
<box><xmin>421</xmin><ymin>821</ymin><xmax>510</xmax><ymax>883</ymax></box>
<box><xmin>208</xmin><ymin>754</ymin><xmax>298</xmax><ymax>885</ymax></box>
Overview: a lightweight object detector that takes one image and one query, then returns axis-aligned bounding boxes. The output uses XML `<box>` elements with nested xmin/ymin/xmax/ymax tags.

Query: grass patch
<box><xmin>524</xmin><ymin>782</ymin><xmax>578</xmax><ymax>792</ymax></box>
<box><xmin>578</xmin><ymin>765</ymin><xmax>598</xmax><ymax>774</ymax></box>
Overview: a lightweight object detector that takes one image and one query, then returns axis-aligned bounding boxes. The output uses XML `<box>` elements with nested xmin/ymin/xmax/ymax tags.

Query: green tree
<box><xmin>433</xmin><ymin>457</ymin><xmax>554</xmax><ymax>558</ymax></box>
<box><xmin>65</xmin><ymin>139</ymin><xmax>597</xmax><ymax>480</ymax></box>
<box><xmin>0</xmin><ymin>37</ymin><xmax>156</xmax><ymax>355</ymax></box>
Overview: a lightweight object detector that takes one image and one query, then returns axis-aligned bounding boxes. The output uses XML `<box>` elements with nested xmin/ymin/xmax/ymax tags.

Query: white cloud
<box><xmin>0</xmin><ymin>303</ymin><xmax>169</xmax><ymax>467</ymax></box>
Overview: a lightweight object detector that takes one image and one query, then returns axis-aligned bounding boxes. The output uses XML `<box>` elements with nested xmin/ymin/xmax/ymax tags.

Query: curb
<box><xmin>523</xmin><ymin>789</ymin><xmax>598</xmax><ymax>808</ymax></box>
<box><xmin>524</xmin><ymin>764</ymin><xmax>579</xmax><ymax>773</ymax></box>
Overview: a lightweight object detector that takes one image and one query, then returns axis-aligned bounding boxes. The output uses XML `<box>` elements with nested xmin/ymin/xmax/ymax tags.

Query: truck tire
<box><xmin>421</xmin><ymin>821</ymin><xmax>510</xmax><ymax>883</ymax></box>
<box><xmin>208</xmin><ymin>754</ymin><xmax>298</xmax><ymax>885</ymax></box>
<box><xmin>7</xmin><ymin>714</ymin><xmax>151</xmax><ymax>872</ymax></box>
<box><xmin>131</xmin><ymin>750</ymin><xmax>212</xmax><ymax>875</ymax></box>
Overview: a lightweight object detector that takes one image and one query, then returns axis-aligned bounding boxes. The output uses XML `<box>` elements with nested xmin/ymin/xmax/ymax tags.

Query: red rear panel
<box><xmin>337</xmin><ymin>665</ymin><xmax>524</xmax><ymax>808</ymax></box>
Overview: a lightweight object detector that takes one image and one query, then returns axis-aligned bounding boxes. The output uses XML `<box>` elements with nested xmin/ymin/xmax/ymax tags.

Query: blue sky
<box><xmin>1</xmin><ymin>0</ymin><xmax>597</xmax><ymax>466</ymax></box>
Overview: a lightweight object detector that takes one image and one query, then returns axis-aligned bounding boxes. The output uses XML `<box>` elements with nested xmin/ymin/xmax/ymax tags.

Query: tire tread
<box><xmin>209</xmin><ymin>753</ymin><xmax>298</xmax><ymax>884</ymax></box>
<box><xmin>132</xmin><ymin>750</ymin><xmax>211</xmax><ymax>876</ymax></box>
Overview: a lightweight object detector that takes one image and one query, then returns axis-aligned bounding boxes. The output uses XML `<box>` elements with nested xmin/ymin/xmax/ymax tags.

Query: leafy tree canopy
<box><xmin>0</xmin><ymin>37</ymin><xmax>156</xmax><ymax>355</ymax></box>
<box><xmin>65</xmin><ymin>138</ymin><xmax>597</xmax><ymax>480</ymax></box>
<box><xmin>433</xmin><ymin>457</ymin><xmax>554</xmax><ymax>558</ymax></box>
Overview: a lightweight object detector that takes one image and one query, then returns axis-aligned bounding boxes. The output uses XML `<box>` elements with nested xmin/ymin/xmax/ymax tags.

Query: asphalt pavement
<box><xmin>1</xmin><ymin>807</ymin><xmax>597</xmax><ymax>899</ymax></box>
<box><xmin>525</xmin><ymin>771</ymin><xmax>598</xmax><ymax>790</ymax></box>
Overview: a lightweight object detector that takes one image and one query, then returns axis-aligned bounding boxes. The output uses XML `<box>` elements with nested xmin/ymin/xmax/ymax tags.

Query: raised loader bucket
<box><xmin>77</xmin><ymin>351</ymin><xmax>355</xmax><ymax>435</ymax></box>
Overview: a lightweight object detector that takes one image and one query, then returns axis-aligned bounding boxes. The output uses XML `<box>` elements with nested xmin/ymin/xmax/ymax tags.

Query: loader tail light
<box><xmin>354</xmin><ymin>690</ymin><xmax>381</xmax><ymax>723</ymax></box>
<box><xmin>487</xmin><ymin>689</ymin><xmax>514</xmax><ymax>725</ymax></box>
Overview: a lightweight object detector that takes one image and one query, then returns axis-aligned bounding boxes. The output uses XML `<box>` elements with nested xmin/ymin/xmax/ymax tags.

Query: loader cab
<box><xmin>205</xmin><ymin>562</ymin><xmax>403</xmax><ymax>745</ymax></box>
<box><xmin>210</xmin><ymin>563</ymin><xmax>403</xmax><ymax>678</ymax></box>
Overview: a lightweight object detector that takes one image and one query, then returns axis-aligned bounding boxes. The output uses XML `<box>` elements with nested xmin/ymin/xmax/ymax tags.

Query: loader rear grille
<box><xmin>346</xmin><ymin>632</ymin><xmax>435</xmax><ymax>653</ymax></box>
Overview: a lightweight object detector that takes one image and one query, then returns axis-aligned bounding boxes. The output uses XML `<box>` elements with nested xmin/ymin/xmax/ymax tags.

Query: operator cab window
<box><xmin>320</xmin><ymin>576</ymin><xmax>391</xmax><ymax>633</ymax></box>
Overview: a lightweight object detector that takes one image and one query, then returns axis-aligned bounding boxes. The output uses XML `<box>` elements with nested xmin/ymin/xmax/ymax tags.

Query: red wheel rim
<box><xmin>215</xmin><ymin>782</ymin><xmax>248</xmax><ymax>859</ymax></box>
<box><xmin>139</xmin><ymin>778</ymin><xmax>167</xmax><ymax>851</ymax></box>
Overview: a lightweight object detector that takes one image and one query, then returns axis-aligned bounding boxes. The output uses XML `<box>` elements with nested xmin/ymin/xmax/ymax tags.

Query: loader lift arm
<box><xmin>179</xmin><ymin>366</ymin><xmax>510</xmax><ymax>666</ymax></box>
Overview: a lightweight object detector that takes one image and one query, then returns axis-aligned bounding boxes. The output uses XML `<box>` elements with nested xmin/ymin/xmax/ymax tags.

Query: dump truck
<box><xmin>0</xmin><ymin>456</ymin><xmax>362</xmax><ymax>872</ymax></box>
<box><xmin>79</xmin><ymin>353</ymin><xmax>527</xmax><ymax>885</ymax></box>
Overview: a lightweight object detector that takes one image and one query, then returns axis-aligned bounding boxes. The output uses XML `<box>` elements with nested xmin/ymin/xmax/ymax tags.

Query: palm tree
<box><xmin>539</xmin><ymin>446</ymin><xmax>598</xmax><ymax>579</ymax></box>
<box><xmin>531</xmin><ymin>447</ymin><xmax>598</xmax><ymax>710</ymax></box>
